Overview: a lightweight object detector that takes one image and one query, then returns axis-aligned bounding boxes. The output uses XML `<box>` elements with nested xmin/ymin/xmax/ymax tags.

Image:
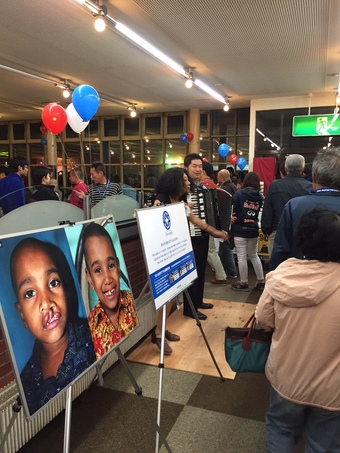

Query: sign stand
<box><xmin>115</xmin><ymin>346</ymin><xmax>172</xmax><ymax>453</ymax></box>
<box><xmin>0</xmin><ymin>397</ymin><xmax>22</xmax><ymax>453</ymax></box>
<box><xmin>63</xmin><ymin>386</ymin><xmax>73</xmax><ymax>453</ymax></box>
<box><xmin>155</xmin><ymin>303</ymin><xmax>167</xmax><ymax>453</ymax></box>
<box><xmin>183</xmin><ymin>288</ymin><xmax>225</xmax><ymax>382</ymax></box>
<box><xmin>135</xmin><ymin>203</ymin><xmax>226</xmax><ymax>453</ymax></box>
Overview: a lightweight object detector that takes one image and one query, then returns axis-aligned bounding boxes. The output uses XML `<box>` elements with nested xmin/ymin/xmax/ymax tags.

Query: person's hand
<box><xmin>212</xmin><ymin>228</ymin><xmax>229</xmax><ymax>241</ymax></box>
<box><xmin>231</xmin><ymin>214</ymin><xmax>237</xmax><ymax>224</ymax></box>
<box><xmin>74</xmin><ymin>189</ymin><xmax>86</xmax><ymax>199</ymax></box>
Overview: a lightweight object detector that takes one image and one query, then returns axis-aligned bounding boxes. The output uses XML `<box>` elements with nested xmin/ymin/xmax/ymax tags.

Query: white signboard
<box><xmin>136</xmin><ymin>203</ymin><xmax>197</xmax><ymax>310</ymax></box>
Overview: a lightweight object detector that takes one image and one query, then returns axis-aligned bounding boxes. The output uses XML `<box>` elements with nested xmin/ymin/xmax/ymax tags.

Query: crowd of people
<box><xmin>1</xmin><ymin>147</ymin><xmax>340</xmax><ymax>448</ymax></box>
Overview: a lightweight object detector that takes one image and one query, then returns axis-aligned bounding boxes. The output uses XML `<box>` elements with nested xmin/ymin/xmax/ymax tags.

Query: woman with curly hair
<box><xmin>151</xmin><ymin>166</ymin><xmax>228</xmax><ymax>354</ymax></box>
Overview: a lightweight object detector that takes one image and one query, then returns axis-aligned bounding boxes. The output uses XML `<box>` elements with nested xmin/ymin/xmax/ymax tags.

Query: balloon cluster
<box><xmin>179</xmin><ymin>132</ymin><xmax>194</xmax><ymax>143</ymax></box>
<box><xmin>41</xmin><ymin>84</ymin><xmax>100</xmax><ymax>135</ymax></box>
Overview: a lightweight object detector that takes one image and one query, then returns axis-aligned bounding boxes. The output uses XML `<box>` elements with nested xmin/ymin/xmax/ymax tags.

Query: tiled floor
<box><xmin>18</xmin><ymin>258</ymin><xmax>305</xmax><ymax>453</ymax></box>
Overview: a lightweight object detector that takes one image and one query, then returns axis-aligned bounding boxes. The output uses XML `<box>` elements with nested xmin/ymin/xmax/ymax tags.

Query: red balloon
<box><xmin>40</xmin><ymin>124</ymin><xmax>48</xmax><ymax>134</ymax></box>
<box><xmin>41</xmin><ymin>103</ymin><xmax>67</xmax><ymax>135</ymax></box>
<box><xmin>187</xmin><ymin>132</ymin><xmax>194</xmax><ymax>142</ymax></box>
<box><xmin>229</xmin><ymin>154</ymin><xmax>238</xmax><ymax>165</ymax></box>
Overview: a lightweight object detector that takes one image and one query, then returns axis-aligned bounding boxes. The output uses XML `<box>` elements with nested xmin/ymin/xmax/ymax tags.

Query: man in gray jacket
<box><xmin>270</xmin><ymin>148</ymin><xmax>340</xmax><ymax>270</ymax></box>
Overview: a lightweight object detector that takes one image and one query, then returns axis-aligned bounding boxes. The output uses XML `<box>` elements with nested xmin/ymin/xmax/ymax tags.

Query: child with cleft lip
<box><xmin>10</xmin><ymin>237</ymin><xmax>96</xmax><ymax>416</ymax></box>
<box><xmin>82</xmin><ymin>222</ymin><xmax>139</xmax><ymax>360</ymax></box>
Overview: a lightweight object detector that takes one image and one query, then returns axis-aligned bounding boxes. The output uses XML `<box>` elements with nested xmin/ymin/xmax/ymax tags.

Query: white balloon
<box><xmin>66</xmin><ymin>103</ymin><xmax>89</xmax><ymax>133</ymax></box>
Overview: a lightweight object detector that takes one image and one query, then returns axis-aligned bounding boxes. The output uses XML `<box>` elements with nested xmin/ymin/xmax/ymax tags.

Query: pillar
<box><xmin>188</xmin><ymin>109</ymin><xmax>200</xmax><ymax>154</ymax></box>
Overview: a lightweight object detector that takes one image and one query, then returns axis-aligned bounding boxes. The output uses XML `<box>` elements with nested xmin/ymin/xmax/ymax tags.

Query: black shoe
<box><xmin>197</xmin><ymin>302</ymin><xmax>214</xmax><ymax>309</ymax></box>
<box><xmin>183</xmin><ymin>311</ymin><xmax>207</xmax><ymax>320</ymax></box>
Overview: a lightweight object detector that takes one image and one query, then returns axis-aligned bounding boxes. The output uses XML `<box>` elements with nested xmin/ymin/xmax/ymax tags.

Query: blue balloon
<box><xmin>40</xmin><ymin>138</ymin><xmax>47</xmax><ymax>146</ymax></box>
<box><xmin>237</xmin><ymin>157</ymin><xmax>247</xmax><ymax>170</ymax></box>
<box><xmin>72</xmin><ymin>84</ymin><xmax>100</xmax><ymax>121</ymax></box>
<box><xmin>180</xmin><ymin>133</ymin><xmax>187</xmax><ymax>143</ymax></box>
<box><xmin>218</xmin><ymin>143</ymin><xmax>229</xmax><ymax>157</ymax></box>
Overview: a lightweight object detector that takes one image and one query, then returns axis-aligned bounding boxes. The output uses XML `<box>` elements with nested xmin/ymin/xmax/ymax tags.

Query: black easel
<box><xmin>183</xmin><ymin>288</ymin><xmax>225</xmax><ymax>382</ymax></box>
<box><xmin>115</xmin><ymin>346</ymin><xmax>172</xmax><ymax>453</ymax></box>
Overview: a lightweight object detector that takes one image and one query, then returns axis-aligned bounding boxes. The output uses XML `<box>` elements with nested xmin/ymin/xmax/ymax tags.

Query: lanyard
<box><xmin>97</xmin><ymin>180</ymin><xmax>110</xmax><ymax>200</ymax></box>
<box><xmin>311</xmin><ymin>188</ymin><xmax>339</xmax><ymax>194</ymax></box>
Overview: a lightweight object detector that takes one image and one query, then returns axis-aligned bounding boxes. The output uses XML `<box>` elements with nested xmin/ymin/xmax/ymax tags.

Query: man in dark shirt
<box><xmin>270</xmin><ymin>148</ymin><xmax>340</xmax><ymax>270</ymax></box>
<box><xmin>0</xmin><ymin>156</ymin><xmax>28</xmax><ymax>214</ymax></box>
<box><xmin>261</xmin><ymin>154</ymin><xmax>312</xmax><ymax>258</ymax></box>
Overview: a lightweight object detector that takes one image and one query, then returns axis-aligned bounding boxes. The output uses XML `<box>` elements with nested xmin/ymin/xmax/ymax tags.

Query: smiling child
<box><xmin>82</xmin><ymin>222</ymin><xmax>139</xmax><ymax>359</ymax></box>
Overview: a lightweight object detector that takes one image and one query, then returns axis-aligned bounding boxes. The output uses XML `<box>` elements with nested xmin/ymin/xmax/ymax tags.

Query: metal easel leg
<box><xmin>183</xmin><ymin>288</ymin><xmax>225</xmax><ymax>382</ymax></box>
<box><xmin>115</xmin><ymin>346</ymin><xmax>172</xmax><ymax>453</ymax></box>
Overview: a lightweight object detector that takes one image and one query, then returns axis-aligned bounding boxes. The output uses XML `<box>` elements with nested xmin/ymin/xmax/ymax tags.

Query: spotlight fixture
<box><xmin>55</xmin><ymin>80</ymin><xmax>71</xmax><ymax>98</ymax></box>
<box><xmin>93</xmin><ymin>3</ymin><xmax>107</xmax><ymax>32</ymax></box>
<box><xmin>223</xmin><ymin>98</ymin><xmax>230</xmax><ymax>112</ymax></box>
<box><xmin>128</xmin><ymin>104</ymin><xmax>137</xmax><ymax>117</ymax></box>
<box><xmin>78</xmin><ymin>1</ymin><xmax>229</xmax><ymax>105</ymax></box>
<box><xmin>184</xmin><ymin>68</ymin><xmax>194</xmax><ymax>88</ymax></box>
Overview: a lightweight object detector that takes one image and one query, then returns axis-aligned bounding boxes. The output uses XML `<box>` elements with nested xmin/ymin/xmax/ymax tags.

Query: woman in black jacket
<box><xmin>231</xmin><ymin>171</ymin><xmax>265</xmax><ymax>292</ymax></box>
<box><xmin>30</xmin><ymin>166</ymin><xmax>59</xmax><ymax>201</ymax></box>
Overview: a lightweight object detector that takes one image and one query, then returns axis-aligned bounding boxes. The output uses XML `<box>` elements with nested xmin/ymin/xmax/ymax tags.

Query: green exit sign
<box><xmin>292</xmin><ymin>114</ymin><xmax>340</xmax><ymax>137</ymax></box>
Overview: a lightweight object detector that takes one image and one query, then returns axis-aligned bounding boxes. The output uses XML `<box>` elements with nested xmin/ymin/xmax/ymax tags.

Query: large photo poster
<box><xmin>0</xmin><ymin>216</ymin><xmax>138</xmax><ymax>418</ymax></box>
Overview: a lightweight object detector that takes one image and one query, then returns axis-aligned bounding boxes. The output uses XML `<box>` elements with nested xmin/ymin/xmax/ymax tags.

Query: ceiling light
<box><xmin>115</xmin><ymin>22</ymin><xmax>187</xmax><ymax>76</ymax></box>
<box><xmin>62</xmin><ymin>87</ymin><xmax>71</xmax><ymax>98</ymax></box>
<box><xmin>185</xmin><ymin>67</ymin><xmax>194</xmax><ymax>88</ymax></box>
<box><xmin>128</xmin><ymin>104</ymin><xmax>137</xmax><ymax>117</ymax></box>
<box><xmin>185</xmin><ymin>78</ymin><xmax>193</xmax><ymax>89</ymax></box>
<box><xmin>194</xmin><ymin>79</ymin><xmax>226</xmax><ymax>104</ymax></box>
<box><xmin>223</xmin><ymin>99</ymin><xmax>230</xmax><ymax>111</ymax></box>
<box><xmin>94</xmin><ymin>16</ymin><xmax>106</xmax><ymax>32</ymax></box>
<box><xmin>55</xmin><ymin>79</ymin><xmax>71</xmax><ymax>98</ymax></box>
<box><xmin>78</xmin><ymin>1</ymin><xmax>228</xmax><ymax>104</ymax></box>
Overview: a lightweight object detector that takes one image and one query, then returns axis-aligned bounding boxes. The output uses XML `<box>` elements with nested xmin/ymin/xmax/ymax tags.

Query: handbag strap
<box><xmin>242</xmin><ymin>312</ymin><xmax>256</xmax><ymax>351</ymax></box>
<box><xmin>243</xmin><ymin>312</ymin><xmax>255</xmax><ymax>328</ymax></box>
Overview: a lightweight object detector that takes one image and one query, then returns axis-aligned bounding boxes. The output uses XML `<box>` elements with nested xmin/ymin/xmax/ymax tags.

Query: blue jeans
<box><xmin>266</xmin><ymin>388</ymin><xmax>340</xmax><ymax>453</ymax></box>
<box><xmin>218</xmin><ymin>240</ymin><xmax>237</xmax><ymax>276</ymax></box>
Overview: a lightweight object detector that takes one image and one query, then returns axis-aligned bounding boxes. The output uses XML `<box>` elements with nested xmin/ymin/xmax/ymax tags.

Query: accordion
<box><xmin>188</xmin><ymin>188</ymin><xmax>232</xmax><ymax>237</ymax></box>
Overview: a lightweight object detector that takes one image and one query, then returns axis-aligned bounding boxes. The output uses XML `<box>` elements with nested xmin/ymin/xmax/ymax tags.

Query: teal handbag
<box><xmin>225</xmin><ymin>313</ymin><xmax>273</xmax><ymax>373</ymax></box>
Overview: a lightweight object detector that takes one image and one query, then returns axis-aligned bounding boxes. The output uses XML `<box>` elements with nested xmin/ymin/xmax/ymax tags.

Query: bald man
<box><xmin>217</xmin><ymin>169</ymin><xmax>237</xmax><ymax>196</ymax></box>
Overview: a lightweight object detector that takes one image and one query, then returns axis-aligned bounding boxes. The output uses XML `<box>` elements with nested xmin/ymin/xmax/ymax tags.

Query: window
<box><xmin>124</xmin><ymin>117</ymin><xmax>140</xmax><ymax>136</ymax></box>
<box><xmin>145</xmin><ymin>115</ymin><xmax>161</xmax><ymax>136</ymax></box>
<box><xmin>13</xmin><ymin>123</ymin><xmax>25</xmax><ymax>140</ymax></box>
<box><xmin>104</xmin><ymin>118</ymin><xmax>119</xmax><ymax>137</ymax></box>
<box><xmin>144</xmin><ymin>140</ymin><xmax>163</xmax><ymax>164</ymax></box>
<box><xmin>0</xmin><ymin>124</ymin><xmax>8</xmax><ymax>141</ymax></box>
<box><xmin>166</xmin><ymin>114</ymin><xmax>184</xmax><ymax>135</ymax></box>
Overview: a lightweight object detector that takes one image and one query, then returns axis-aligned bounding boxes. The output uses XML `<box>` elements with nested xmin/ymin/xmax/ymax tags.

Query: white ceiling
<box><xmin>0</xmin><ymin>0</ymin><xmax>339</xmax><ymax>121</ymax></box>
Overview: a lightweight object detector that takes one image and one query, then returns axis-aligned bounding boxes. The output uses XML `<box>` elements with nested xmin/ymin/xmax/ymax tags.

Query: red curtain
<box><xmin>253</xmin><ymin>157</ymin><xmax>277</xmax><ymax>196</ymax></box>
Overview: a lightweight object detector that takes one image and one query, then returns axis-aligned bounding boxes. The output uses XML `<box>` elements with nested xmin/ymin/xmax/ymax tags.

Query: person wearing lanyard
<box><xmin>88</xmin><ymin>162</ymin><xmax>122</xmax><ymax>207</ymax></box>
<box><xmin>269</xmin><ymin>147</ymin><xmax>340</xmax><ymax>270</ymax></box>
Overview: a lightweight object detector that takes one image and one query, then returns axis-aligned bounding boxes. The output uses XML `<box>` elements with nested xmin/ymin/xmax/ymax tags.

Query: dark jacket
<box><xmin>231</xmin><ymin>187</ymin><xmax>263</xmax><ymax>238</ymax></box>
<box><xmin>261</xmin><ymin>174</ymin><xmax>312</xmax><ymax>235</ymax></box>
<box><xmin>220</xmin><ymin>180</ymin><xmax>237</xmax><ymax>196</ymax></box>
<box><xmin>29</xmin><ymin>184</ymin><xmax>59</xmax><ymax>201</ymax></box>
<box><xmin>0</xmin><ymin>172</ymin><xmax>26</xmax><ymax>214</ymax></box>
<box><xmin>269</xmin><ymin>190</ymin><xmax>340</xmax><ymax>270</ymax></box>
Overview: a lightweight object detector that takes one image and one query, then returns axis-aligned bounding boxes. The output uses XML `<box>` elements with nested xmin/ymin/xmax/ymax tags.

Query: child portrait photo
<box><xmin>0</xmin><ymin>227</ymin><xmax>96</xmax><ymax>418</ymax></box>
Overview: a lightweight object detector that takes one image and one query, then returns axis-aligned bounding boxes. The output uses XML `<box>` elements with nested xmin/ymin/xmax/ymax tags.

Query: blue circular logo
<box><xmin>163</xmin><ymin>211</ymin><xmax>171</xmax><ymax>230</ymax></box>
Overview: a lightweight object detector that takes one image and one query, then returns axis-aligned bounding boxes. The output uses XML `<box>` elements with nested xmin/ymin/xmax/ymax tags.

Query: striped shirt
<box><xmin>88</xmin><ymin>180</ymin><xmax>122</xmax><ymax>207</ymax></box>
